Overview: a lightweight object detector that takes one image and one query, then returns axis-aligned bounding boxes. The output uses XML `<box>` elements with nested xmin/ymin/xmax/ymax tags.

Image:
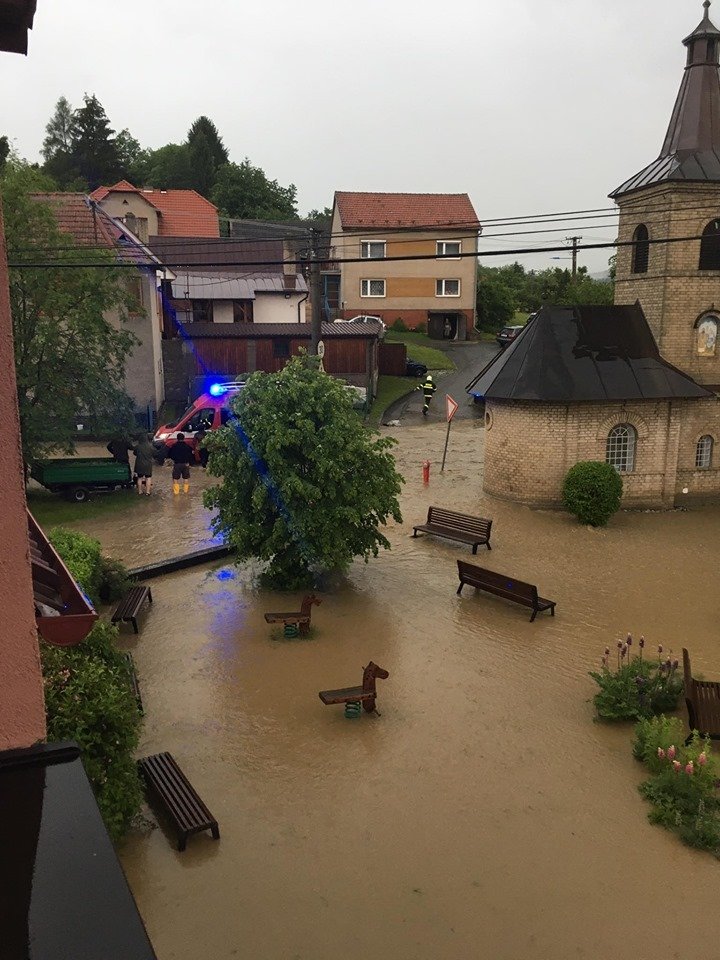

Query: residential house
<box><xmin>90</xmin><ymin>180</ymin><xmax>220</xmax><ymax>242</ymax></box>
<box><xmin>328</xmin><ymin>191</ymin><xmax>481</xmax><ymax>339</ymax></box>
<box><xmin>32</xmin><ymin>193</ymin><xmax>169</xmax><ymax>416</ymax></box>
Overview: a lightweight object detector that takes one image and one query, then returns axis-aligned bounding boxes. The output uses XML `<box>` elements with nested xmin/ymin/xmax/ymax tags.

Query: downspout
<box><xmin>297</xmin><ymin>290</ymin><xmax>309</xmax><ymax>324</ymax></box>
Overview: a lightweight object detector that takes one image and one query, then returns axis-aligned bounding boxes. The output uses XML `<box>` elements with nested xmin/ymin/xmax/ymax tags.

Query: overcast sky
<box><xmin>0</xmin><ymin>0</ymin><xmax>707</xmax><ymax>273</ymax></box>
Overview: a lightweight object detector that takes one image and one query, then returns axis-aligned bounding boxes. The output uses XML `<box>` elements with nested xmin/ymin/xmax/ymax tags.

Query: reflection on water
<box><xmin>73</xmin><ymin>424</ymin><xmax>720</xmax><ymax>959</ymax></box>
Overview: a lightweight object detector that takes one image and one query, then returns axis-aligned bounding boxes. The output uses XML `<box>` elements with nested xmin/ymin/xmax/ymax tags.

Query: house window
<box><xmin>192</xmin><ymin>299</ymin><xmax>213</xmax><ymax>323</ymax></box>
<box><xmin>436</xmin><ymin>279</ymin><xmax>461</xmax><ymax>297</ymax></box>
<box><xmin>631</xmin><ymin>224</ymin><xmax>649</xmax><ymax>273</ymax></box>
<box><xmin>699</xmin><ymin>220</ymin><xmax>720</xmax><ymax>270</ymax></box>
<box><xmin>361</xmin><ymin>241</ymin><xmax>386</xmax><ymax>259</ymax></box>
<box><xmin>272</xmin><ymin>339</ymin><xmax>290</xmax><ymax>359</ymax></box>
<box><xmin>606</xmin><ymin>424</ymin><xmax>637</xmax><ymax>473</ymax></box>
<box><xmin>437</xmin><ymin>240</ymin><xmax>461</xmax><ymax>258</ymax></box>
<box><xmin>708</xmin><ymin>39</ymin><xmax>717</xmax><ymax>61</ymax></box>
<box><xmin>361</xmin><ymin>279</ymin><xmax>386</xmax><ymax>297</ymax></box>
<box><xmin>696</xmin><ymin>435</ymin><xmax>714</xmax><ymax>468</ymax></box>
<box><xmin>696</xmin><ymin>315</ymin><xmax>718</xmax><ymax>356</ymax></box>
<box><xmin>233</xmin><ymin>300</ymin><xmax>253</xmax><ymax>323</ymax></box>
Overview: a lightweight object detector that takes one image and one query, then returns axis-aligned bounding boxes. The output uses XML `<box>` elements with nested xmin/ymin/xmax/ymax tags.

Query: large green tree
<box><xmin>186</xmin><ymin>116</ymin><xmax>229</xmax><ymax>197</ymax></box>
<box><xmin>204</xmin><ymin>355</ymin><xmax>403</xmax><ymax>587</ymax></box>
<box><xmin>71</xmin><ymin>94</ymin><xmax>122</xmax><ymax>190</ymax></box>
<box><xmin>41</xmin><ymin>96</ymin><xmax>81</xmax><ymax>187</ymax></box>
<box><xmin>0</xmin><ymin>135</ymin><xmax>9</xmax><ymax>172</ymax></box>
<box><xmin>212</xmin><ymin>159</ymin><xmax>298</xmax><ymax>221</ymax></box>
<box><xmin>2</xmin><ymin>163</ymin><xmax>137</xmax><ymax>461</ymax></box>
<box><xmin>476</xmin><ymin>269</ymin><xmax>518</xmax><ymax>332</ymax></box>
<box><xmin>145</xmin><ymin>142</ymin><xmax>194</xmax><ymax>189</ymax></box>
<box><xmin>115</xmin><ymin>128</ymin><xmax>150</xmax><ymax>186</ymax></box>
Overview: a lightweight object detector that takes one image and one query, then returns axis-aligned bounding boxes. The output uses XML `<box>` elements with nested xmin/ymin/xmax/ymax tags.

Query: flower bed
<box><xmin>589</xmin><ymin>635</ymin><xmax>683</xmax><ymax>721</ymax></box>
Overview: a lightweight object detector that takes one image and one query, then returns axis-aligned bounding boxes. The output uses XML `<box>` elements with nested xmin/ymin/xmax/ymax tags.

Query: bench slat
<box><xmin>413</xmin><ymin>506</ymin><xmax>492</xmax><ymax>553</ymax></box>
<box><xmin>138</xmin><ymin>752</ymin><xmax>219</xmax><ymax>850</ymax></box>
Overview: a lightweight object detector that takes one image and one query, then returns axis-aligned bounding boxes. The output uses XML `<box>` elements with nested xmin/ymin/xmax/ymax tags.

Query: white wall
<box><xmin>213</xmin><ymin>302</ymin><xmax>234</xmax><ymax>323</ymax></box>
<box><xmin>253</xmin><ymin>293</ymin><xmax>306</xmax><ymax>323</ymax></box>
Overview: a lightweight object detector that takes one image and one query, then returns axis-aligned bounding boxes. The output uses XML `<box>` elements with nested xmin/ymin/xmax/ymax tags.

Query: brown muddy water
<box><xmin>62</xmin><ymin>424</ymin><xmax>720</xmax><ymax>960</ymax></box>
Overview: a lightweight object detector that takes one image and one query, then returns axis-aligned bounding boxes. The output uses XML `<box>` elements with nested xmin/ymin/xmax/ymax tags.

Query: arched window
<box><xmin>632</xmin><ymin>224</ymin><xmax>649</xmax><ymax>273</ymax></box>
<box><xmin>699</xmin><ymin>220</ymin><xmax>720</xmax><ymax>270</ymax></box>
<box><xmin>606</xmin><ymin>424</ymin><xmax>637</xmax><ymax>473</ymax></box>
<box><xmin>696</xmin><ymin>315</ymin><xmax>718</xmax><ymax>356</ymax></box>
<box><xmin>696</xmin><ymin>435</ymin><xmax>714</xmax><ymax>469</ymax></box>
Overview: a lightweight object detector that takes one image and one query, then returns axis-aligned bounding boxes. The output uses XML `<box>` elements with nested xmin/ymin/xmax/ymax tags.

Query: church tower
<box><xmin>612</xmin><ymin>0</ymin><xmax>720</xmax><ymax>388</ymax></box>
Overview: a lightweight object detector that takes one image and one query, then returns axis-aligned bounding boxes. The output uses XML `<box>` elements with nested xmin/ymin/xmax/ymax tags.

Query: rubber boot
<box><xmin>173</xmin><ymin>482</ymin><xmax>180</xmax><ymax>495</ymax></box>
<box><xmin>183</xmin><ymin>482</ymin><xmax>190</xmax><ymax>494</ymax></box>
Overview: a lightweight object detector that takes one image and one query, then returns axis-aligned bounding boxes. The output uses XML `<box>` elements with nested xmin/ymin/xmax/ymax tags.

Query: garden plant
<box><xmin>563</xmin><ymin>460</ymin><xmax>623</xmax><ymax>526</ymax></box>
<box><xmin>589</xmin><ymin>635</ymin><xmax>683</xmax><ymax>721</ymax></box>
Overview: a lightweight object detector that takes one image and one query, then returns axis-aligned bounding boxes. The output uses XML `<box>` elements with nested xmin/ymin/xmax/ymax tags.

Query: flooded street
<box><xmin>65</xmin><ymin>423</ymin><xmax>720</xmax><ymax>959</ymax></box>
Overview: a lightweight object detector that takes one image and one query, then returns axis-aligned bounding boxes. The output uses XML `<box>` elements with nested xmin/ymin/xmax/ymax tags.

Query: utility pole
<box><xmin>309</xmin><ymin>227</ymin><xmax>323</xmax><ymax>355</ymax></box>
<box><xmin>565</xmin><ymin>236</ymin><xmax>583</xmax><ymax>278</ymax></box>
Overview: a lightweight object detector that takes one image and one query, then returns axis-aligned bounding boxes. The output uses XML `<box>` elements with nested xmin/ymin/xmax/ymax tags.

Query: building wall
<box><xmin>0</xmin><ymin>195</ymin><xmax>47</xmax><ymax>750</ymax></box>
<box><xmin>107</xmin><ymin>271</ymin><xmax>165</xmax><ymax>412</ymax></box>
<box><xmin>482</xmin><ymin>398</ymin><xmax>713</xmax><ymax>509</ymax></box>
<box><xmin>94</xmin><ymin>193</ymin><xmax>159</xmax><ymax>240</ymax></box>
<box><xmin>615</xmin><ymin>181</ymin><xmax>720</xmax><ymax>385</ymax></box>
<box><xmin>333</xmin><ymin>225</ymin><xmax>477</xmax><ymax>330</ymax></box>
<box><xmin>253</xmin><ymin>293</ymin><xmax>306</xmax><ymax>323</ymax></box>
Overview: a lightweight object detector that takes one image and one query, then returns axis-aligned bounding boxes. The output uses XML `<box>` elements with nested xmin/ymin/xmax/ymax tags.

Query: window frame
<box><xmin>436</xmin><ymin>278</ymin><xmax>461</xmax><ymax>297</ymax></box>
<box><xmin>272</xmin><ymin>338</ymin><xmax>291</xmax><ymax>359</ymax></box>
<box><xmin>191</xmin><ymin>299</ymin><xmax>213</xmax><ymax>324</ymax></box>
<box><xmin>360</xmin><ymin>279</ymin><xmax>386</xmax><ymax>298</ymax></box>
<box><xmin>606</xmin><ymin>423</ymin><xmax>637</xmax><ymax>474</ymax></box>
<box><xmin>696</xmin><ymin>435</ymin><xmax>714</xmax><ymax>469</ymax></box>
<box><xmin>360</xmin><ymin>240</ymin><xmax>386</xmax><ymax>260</ymax></box>
<box><xmin>436</xmin><ymin>240</ymin><xmax>462</xmax><ymax>259</ymax></box>
<box><xmin>699</xmin><ymin>219</ymin><xmax>720</xmax><ymax>271</ymax></box>
<box><xmin>631</xmin><ymin>224</ymin><xmax>650</xmax><ymax>274</ymax></box>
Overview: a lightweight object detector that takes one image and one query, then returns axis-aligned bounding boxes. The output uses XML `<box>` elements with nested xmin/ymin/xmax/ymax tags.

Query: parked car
<box><xmin>335</xmin><ymin>315</ymin><xmax>386</xmax><ymax>339</ymax></box>
<box><xmin>153</xmin><ymin>381</ymin><xmax>245</xmax><ymax>459</ymax></box>
<box><xmin>406</xmin><ymin>358</ymin><xmax>428</xmax><ymax>377</ymax></box>
<box><xmin>496</xmin><ymin>325</ymin><xmax>525</xmax><ymax>349</ymax></box>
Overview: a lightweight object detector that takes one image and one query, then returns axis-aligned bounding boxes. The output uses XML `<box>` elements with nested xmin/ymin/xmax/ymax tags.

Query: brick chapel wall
<box><xmin>483</xmin><ymin>399</ymin><xmax>695</xmax><ymax>509</ymax></box>
<box><xmin>674</xmin><ymin>396</ymin><xmax>720</xmax><ymax>502</ymax></box>
<box><xmin>615</xmin><ymin>182</ymin><xmax>720</xmax><ymax>386</ymax></box>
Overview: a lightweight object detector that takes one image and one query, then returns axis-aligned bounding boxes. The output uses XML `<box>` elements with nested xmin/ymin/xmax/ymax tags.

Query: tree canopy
<box><xmin>212</xmin><ymin>159</ymin><xmax>298</xmax><ymax>221</ymax></box>
<box><xmin>2</xmin><ymin>162</ymin><xmax>137</xmax><ymax>461</ymax></box>
<box><xmin>204</xmin><ymin>355</ymin><xmax>403</xmax><ymax>588</ymax></box>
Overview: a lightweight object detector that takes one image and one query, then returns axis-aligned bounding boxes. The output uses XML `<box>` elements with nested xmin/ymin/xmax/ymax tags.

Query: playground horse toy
<box><xmin>318</xmin><ymin>661</ymin><xmax>390</xmax><ymax>716</ymax></box>
<box><xmin>264</xmin><ymin>594</ymin><xmax>321</xmax><ymax>637</ymax></box>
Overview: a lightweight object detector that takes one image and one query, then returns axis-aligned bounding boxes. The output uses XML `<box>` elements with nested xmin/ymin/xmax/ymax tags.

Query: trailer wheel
<box><xmin>67</xmin><ymin>486</ymin><xmax>90</xmax><ymax>503</ymax></box>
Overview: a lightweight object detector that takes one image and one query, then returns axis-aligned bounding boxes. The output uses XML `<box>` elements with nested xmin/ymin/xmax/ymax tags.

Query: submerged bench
<box><xmin>683</xmin><ymin>648</ymin><xmax>720</xmax><ymax>743</ymax></box>
<box><xmin>413</xmin><ymin>507</ymin><xmax>492</xmax><ymax>553</ymax></box>
<box><xmin>456</xmin><ymin>561</ymin><xmax>556</xmax><ymax>622</ymax></box>
<box><xmin>122</xmin><ymin>652</ymin><xmax>144</xmax><ymax>715</ymax></box>
<box><xmin>112</xmin><ymin>585</ymin><xmax>152</xmax><ymax>634</ymax></box>
<box><xmin>138</xmin><ymin>752</ymin><xmax>219</xmax><ymax>851</ymax></box>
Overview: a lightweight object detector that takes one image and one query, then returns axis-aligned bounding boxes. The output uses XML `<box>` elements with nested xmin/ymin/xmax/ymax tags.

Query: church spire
<box><xmin>611</xmin><ymin>1</ymin><xmax>720</xmax><ymax>197</ymax></box>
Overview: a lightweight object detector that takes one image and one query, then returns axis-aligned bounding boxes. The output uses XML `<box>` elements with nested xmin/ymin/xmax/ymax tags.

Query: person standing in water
<box><xmin>417</xmin><ymin>374</ymin><xmax>437</xmax><ymax>416</ymax></box>
<box><xmin>166</xmin><ymin>432</ymin><xmax>194</xmax><ymax>495</ymax></box>
<box><xmin>132</xmin><ymin>433</ymin><xmax>155</xmax><ymax>495</ymax></box>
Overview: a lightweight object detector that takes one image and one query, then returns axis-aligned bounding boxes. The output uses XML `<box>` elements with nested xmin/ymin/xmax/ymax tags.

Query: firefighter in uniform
<box><xmin>418</xmin><ymin>374</ymin><xmax>437</xmax><ymax>416</ymax></box>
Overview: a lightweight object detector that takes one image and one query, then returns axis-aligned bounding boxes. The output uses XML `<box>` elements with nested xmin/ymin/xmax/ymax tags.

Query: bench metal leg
<box><xmin>550</xmin><ymin>606</ymin><xmax>555</xmax><ymax>617</ymax></box>
<box><xmin>486</xmin><ymin>542</ymin><xmax>491</xmax><ymax>550</ymax></box>
<box><xmin>456</xmin><ymin>583</ymin><xmax>464</xmax><ymax>595</ymax></box>
<box><xmin>472</xmin><ymin>544</ymin><xmax>478</xmax><ymax>555</ymax></box>
<box><xmin>530</xmin><ymin>609</ymin><xmax>537</xmax><ymax>622</ymax></box>
<box><xmin>211</xmin><ymin>824</ymin><xmax>220</xmax><ymax>840</ymax></box>
<box><xmin>147</xmin><ymin>588</ymin><xmax>153</xmax><ymax>604</ymax></box>
<box><xmin>178</xmin><ymin>832</ymin><xmax>188</xmax><ymax>852</ymax></box>
<box><xmin>132</xmin><ymin>617</ymin><xmax>139</xmax><ymax>635</ymax></box>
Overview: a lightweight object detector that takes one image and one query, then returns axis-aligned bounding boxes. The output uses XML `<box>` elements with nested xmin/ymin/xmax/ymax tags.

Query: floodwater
<box><xmin>65</xmin><ymin>423</ymin><xmax>720</xmax><ymax>960</ymax></box>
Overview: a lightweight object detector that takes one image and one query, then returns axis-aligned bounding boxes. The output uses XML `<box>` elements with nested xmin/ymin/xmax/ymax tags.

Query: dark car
<box><xmin>496</xmin><ymin>325</ymin><xmax>525</xmax><ymax>349</ymax></box>
<box><xmin>406</xmin><ymin>358</ymin><xmax>428</xmax><ymax>377</ymax></box>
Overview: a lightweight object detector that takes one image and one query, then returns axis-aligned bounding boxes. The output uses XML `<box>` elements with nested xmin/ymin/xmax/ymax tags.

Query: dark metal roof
<box><xmin>612</xmin><ymin>2</ymin><xmax>720</xmax><ymax>197</ymax></box>
<box><xmin>0</xmin><ymin>0</ymin><xmax>37</xmax><ymax>53</ymax></box>
<box><xmin>187</xmin><ymin>321</ymin><xmax>380</xmax><ymax>339</ymax></box>
<box><xmin>149</xmin><ymin>236</ymin><xmax>285</xmax><ymax>272</ymax></box>
<box><xmin>0</xmin><ymin>741</ymin><xmax>157</xmax><ymax>959</ymax></box>
<box><xmin>466</xmin><ymin>304</ymin><xmax>713</xmax><ymax>402</ymax></box>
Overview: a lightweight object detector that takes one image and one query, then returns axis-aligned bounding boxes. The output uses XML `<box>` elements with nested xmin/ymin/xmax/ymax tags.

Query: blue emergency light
<box><xmin>209</xmin><ymin>383</ymin><xmax>224</xmax><ymax>397</ymax></box>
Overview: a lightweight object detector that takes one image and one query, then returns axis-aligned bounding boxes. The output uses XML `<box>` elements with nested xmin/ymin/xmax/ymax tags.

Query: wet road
<box><xmin>64</xmin><ymin>423</ymin><xmax>720</xmax><ymax>960</ymax></box>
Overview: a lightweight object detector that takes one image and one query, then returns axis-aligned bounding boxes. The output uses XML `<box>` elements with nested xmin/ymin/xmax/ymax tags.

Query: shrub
<box><xmin>391</xmin><ymin>317</ymin><xmax>407</xmax><ymax>332</ymax></box>
<box><xmin>563</xmin><ymin>460</ymin><xmax>622</xmax><ymax>526</ymax></box>
<box><xmin>49</xmin><ymin>527</ymin><xmax>103</xmax><ymax>602</ymax></box>
<box><xmin>41</xmin><ymin>620</ymin><xmax>144</xmax><ymax>840</ymax></box>
<box><xmin>633</xmin><ymin>717</ymin><xmax>720</xmax><ymax>853</ymax></box>
<box><xmin>415</xmin><ymin>321</ymin><xmax>427</xmax><ymax>334</ymax></box>
<box><xmin>49</xmin><ymin>526</ymin><xmax>132</xmax><ymax>605</ymax></box>
<box><xmin>589</xmin><ymin>635</ymin><xmax>683</xmax><ymax>721</ymax></box>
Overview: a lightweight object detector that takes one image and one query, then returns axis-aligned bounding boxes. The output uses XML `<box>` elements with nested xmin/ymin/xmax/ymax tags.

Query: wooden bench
<box><xmin>112</xmin><ymin>585</ymin><xmax>152</xmax><ymax>634</ymax></box>
<box><xmin>413</xmin><ymin>507</ymin><xmax>492</xmax><ymax>553</ymax></box>
<box><xmin>683</xmin><ymin>648</ymin><xmax>720</xmax><ymax>742</ymax></box>
<box><xmin>456</xmin><ymin>561</ymin><xmax>556</xmax><ymax>622</ymax></box>
<box><xmin>122</xmin><ymin>652</ymin><xmax>144</xmax><ymax>715</ymax></box>
<box><xmin>264</xmin><ymin>594</ymin><xmax>320</xmax><ymax>636</ymax></box>
<box><xmin>138</xmin><ymin>752</ymin><xmax>219</xmax><ymax>851</ymax></box>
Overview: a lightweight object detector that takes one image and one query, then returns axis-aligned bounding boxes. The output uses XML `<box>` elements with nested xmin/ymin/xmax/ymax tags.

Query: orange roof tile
<box><xmin>334</xmin><ymin>191</ymin><xmax>480</xmax><ymax>230</ymax></box>
<box><xmin>31</xmin><ymin>193</ymin><xmax>117</xmax><ymax>246</ymax></box>
<box><xmin>91</xmin><ymin>181</ymin><xmax>220</xmax><ymax>237</ymax></box>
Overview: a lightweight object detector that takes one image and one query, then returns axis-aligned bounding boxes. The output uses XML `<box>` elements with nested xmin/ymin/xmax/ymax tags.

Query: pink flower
<box><xmin>658</xmin><ymin>645</ymin><xmax>663</xmax><ymax>655</ymax></box>
<box><xmin>621</xmin><ymin>645</ymin><xmax>628</xmax><ymax>659</ymax></box>
<box><xmin>626</xmin><ymin>634</ymin><xmax>633</xmax><ymax>647</ymax></box>
<box><xmin>698</xmin><ymin>752</ymin><xmax>708</xmax><ymax>766</ymax></box>
<box><xmin>657</xmin><ymin>747</ymin><xmax>666</xmax><ymax>759</ymax></box>
<box><xmin>672</xmin><ymin>760</ymin><xmax>681</xmax><ymax>772</ymax></box>
<box><xmin>639</xmin><ymin>636</ymin><xmax>645</xmax><ymax>649</ymax></box>
<box><xmin>685</xmin><ymin>762</ymin><xmax>694</xmax><ymax>775</ymax></box>
<box><xmin>667</xmin><ymin>745</ymin><xmax>676</xmax><ymax>760</ymax></box>
<box><xmin>617</xmin><ymin>639</ymin><xmax>623</xmax><ymax>650</ymax></box>
<box><xmin>605</xmin><ymin>647</ymin><xmax>610</xmax><ymax>657</ymax></box>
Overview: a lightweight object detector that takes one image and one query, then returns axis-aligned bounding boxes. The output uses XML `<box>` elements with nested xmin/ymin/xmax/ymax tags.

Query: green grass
<box><xmin>366</xmin><ymin>376</ymin><xmax>417</xmax><ymax>427</ymax></box>
<box><xmin>384</xmin><ymin>332</ymin><xmax>455</xmax><ymax>370</ymax></box>
<box><xmin>27</xmin><ymin>488</ymin><xmax>143</xmax><ymax>527</ymax></box>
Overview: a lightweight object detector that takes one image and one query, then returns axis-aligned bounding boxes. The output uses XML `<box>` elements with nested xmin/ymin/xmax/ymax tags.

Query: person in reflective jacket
<box><xmin>417</xmin><ymin>374</ymin><xmax>437</xmax><ymax>416</ymax></box>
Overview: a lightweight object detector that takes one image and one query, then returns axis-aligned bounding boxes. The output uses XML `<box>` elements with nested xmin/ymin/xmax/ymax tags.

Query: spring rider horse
<box><xmin>264</xmin><ymin>594</ymin><xmax>321</xmax><ymax>637</ymax></box>
<box><xmin>318</xmin><ymin>662</ymin><xmax>390</xmax><ymax>718</ymax></box>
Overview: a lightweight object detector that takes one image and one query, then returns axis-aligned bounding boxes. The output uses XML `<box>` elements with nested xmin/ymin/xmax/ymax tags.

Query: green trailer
<box><xmin>30</xmin><ymin>458</ymin><xmax>133</xmax><ymax>502</ymax></box>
